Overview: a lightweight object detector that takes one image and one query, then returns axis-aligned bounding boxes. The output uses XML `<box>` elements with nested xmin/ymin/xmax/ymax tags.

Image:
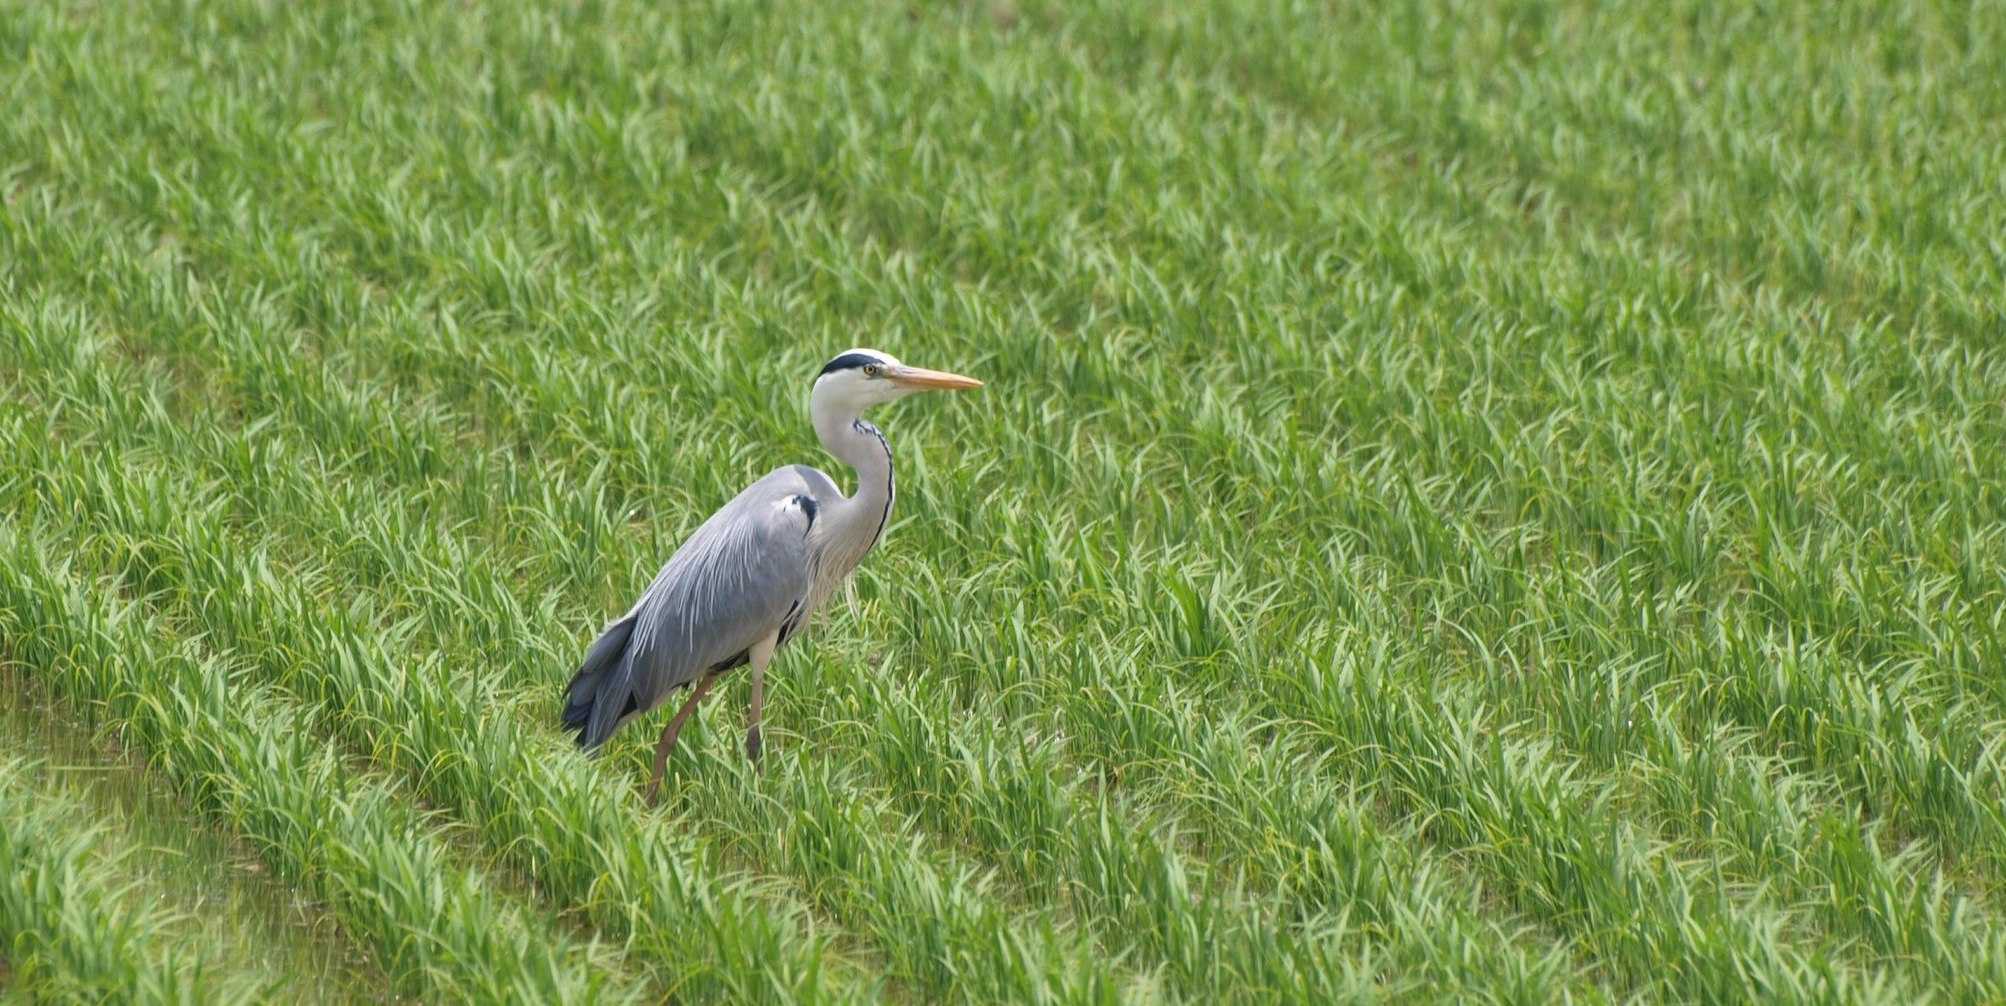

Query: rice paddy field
<box><xmin>3</xmin><ymin>0</ymin><xmax>2005</xmax><ymax>1001</ymax></box>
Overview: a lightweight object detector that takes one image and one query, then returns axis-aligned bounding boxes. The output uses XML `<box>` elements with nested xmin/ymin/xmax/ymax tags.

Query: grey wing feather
<box><xmin>565</xmin><ymin>467</ymin><xmax>819</xmax><ymax>749</ymax></box>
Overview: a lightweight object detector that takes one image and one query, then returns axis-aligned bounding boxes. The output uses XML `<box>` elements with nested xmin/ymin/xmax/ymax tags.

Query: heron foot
<box><xmin>745</xmin><ymin>726</ymin><xmax>763</xmax><ymax>764</ymax></box>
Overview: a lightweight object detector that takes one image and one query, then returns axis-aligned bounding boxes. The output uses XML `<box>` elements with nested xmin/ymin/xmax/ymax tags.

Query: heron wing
<box><xmin>572</xmin><ymin>467</ymin><xmax>821</xmax><ymax>747</ymax></box>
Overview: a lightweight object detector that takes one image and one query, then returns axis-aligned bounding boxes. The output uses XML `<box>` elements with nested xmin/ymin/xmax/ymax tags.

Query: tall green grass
<box><xmin>0</xmin><ymin>524</ymin><xmax>636</xmax><ymax>1003</ymax></box>
<box><xmin>0</xmin><ymin>756</ymin><xmax>255</xmax><ymax>1004</ymax></box>
<box><xmin>0</xmin><ymin>668</ymin><xmax>397</xmax><ymax>1002</ymax></box>
<box><xmin>4</xmin><ymin>0</ymin><xmax>2005</xmax><ymax>1001</ymax></box>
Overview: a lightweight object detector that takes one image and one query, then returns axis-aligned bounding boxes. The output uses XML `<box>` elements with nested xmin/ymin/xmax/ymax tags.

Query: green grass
<box><xmin>2</xmin><ymin>0</ymin><xmax>2004</xmax><ymax>1001</ymax></box>
<box><xmin>0</xmin><ymin>670</ymin><xmax>389</xmax><ymax>1003</ymax></box>
<box><xmin>0</xmin><ymin>752</ymin><xmax>255</xmax><ymax>1004</ymax></box>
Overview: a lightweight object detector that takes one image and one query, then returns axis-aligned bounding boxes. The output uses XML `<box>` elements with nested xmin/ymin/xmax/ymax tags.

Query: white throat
<box><xmin>810</xmin><ymin>384</ymin><xmax>897</xmax><ymax>561</ymax></box>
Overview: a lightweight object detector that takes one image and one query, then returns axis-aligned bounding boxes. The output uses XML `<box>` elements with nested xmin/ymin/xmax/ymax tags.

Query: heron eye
<box><xmin>863</xmin><ymin>364</ymin><xmax>882</xmax><ymax>377</ymax></box>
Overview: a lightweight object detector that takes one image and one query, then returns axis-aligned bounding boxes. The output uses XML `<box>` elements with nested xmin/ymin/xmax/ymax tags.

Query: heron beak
<box><xmin>889</xmin><ymin>365</ymin><xmax>984</xmax><ymax>391</ymax></box>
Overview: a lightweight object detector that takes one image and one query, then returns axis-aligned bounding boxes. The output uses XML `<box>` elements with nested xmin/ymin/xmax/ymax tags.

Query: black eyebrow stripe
<box><xmin>818</xmin><ymin>352</ymin><xmax>885</xmax><ymax>377</ymax></box>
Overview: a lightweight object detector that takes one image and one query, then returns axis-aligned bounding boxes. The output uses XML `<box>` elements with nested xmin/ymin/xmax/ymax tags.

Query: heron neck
<box><xmin>814</xmin><ymin>406</ymin><xmax>895</xmax><ymax>553</ymax></box>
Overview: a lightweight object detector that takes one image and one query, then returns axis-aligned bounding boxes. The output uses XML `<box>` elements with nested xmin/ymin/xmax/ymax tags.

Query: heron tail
<box><xmin>562</xmin><ymin>614</ymin><xmax>638</xmax><ymax>750</ymax></box>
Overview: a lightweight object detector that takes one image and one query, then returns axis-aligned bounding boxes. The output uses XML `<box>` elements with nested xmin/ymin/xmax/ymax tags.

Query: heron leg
<box><xmin>643</xmin><ymin>675</ymin><xmax>716</xmax><ymax>804</ymax></box>
<box><xmin>745</xmin><ymin>635</ymin><xmax>777</xmax><ymax>767</ymax></box>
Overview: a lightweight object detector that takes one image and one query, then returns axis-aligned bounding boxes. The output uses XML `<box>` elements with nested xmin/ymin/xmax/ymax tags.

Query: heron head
<box><xmin>812</xmin><ymin>348</ymin><xmax>983</xmax><ymax>411</ymax></box>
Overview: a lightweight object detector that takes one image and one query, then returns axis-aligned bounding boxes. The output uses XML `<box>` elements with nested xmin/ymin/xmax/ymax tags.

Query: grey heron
<box><xmin>561</xmin><ymin>348</ymin><xmax>983</xmax><ymax>800</ymax></box>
